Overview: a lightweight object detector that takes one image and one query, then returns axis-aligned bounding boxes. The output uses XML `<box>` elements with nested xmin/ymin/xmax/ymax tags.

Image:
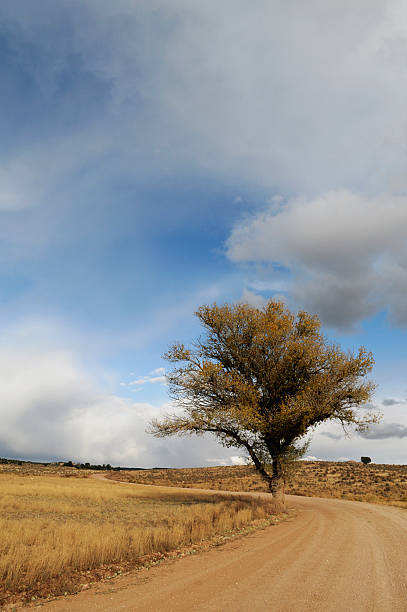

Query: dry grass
<box><xmin>2</xmin><ymin>459</ymin><xmax>404</xmax><ymax>607</ymax></box>
<box><xmin>288</xmin><ymin>461</ymin><xmax>407</xmax><ymax>507</ymax></box>
<box><xmin>109</xmin><ymin>461</ymin><xmax>407</xmax><ymax>508</ymax></box>
<box><xmin>0</xmin><ymin>462</ymin><xmax>80</xmax><ymax>477</ymax></box>
<box><xmin>0</xmin><ymin>469</ymin><xmax>278</xmax><ymax>608</ymax></box>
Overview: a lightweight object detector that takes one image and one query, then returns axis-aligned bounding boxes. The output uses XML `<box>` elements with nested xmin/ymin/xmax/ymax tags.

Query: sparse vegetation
<box><xmin>110</xmin><ymin>461</ymin><xmax>407</xmax><ymax>507</ymax></box>
<box><xmin>0</xmin><ymin>466</ymin><xmax>278</xmax><ymax>608</ymax></box>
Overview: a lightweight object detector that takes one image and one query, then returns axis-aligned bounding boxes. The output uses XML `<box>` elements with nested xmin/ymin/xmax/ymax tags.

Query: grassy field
<box><xmin>1</xmin><ymin>459</ymin><xmax>404</xmax><ymax>607</ymax></box>
<box><xmin>0</xmin><ymin>466</ymin><xmax>278</xmax><ymax>608</ymax></box>
<box><xmin>109</xmin><ymin>461</ymin><xmax>407</xmax><ymax>507</ymax></box>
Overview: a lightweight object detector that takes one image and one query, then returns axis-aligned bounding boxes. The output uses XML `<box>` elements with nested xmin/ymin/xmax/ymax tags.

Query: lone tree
<box><xmin>361</xmin><ymin>456</ymin><xmax>372</xmax><ymax>465</ymax></box>
<box><xmin>149</xmin><ymin>300</ymin><xmax>377</xmax><ymax>508</ymax></box>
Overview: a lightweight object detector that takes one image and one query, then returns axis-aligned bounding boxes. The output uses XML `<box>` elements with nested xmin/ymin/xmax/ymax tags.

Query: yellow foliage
<box><xmin>150</xmin><ymin>300</ymin><xmax>377</xmax><ymax>502</ymax></box>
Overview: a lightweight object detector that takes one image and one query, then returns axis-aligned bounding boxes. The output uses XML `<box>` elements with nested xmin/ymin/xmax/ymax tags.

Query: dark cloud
<box><xmin>359</xmin><ymin>422</ymin><xmax>407</xmax><ymax>440</ymax></box>
<box><xmin>227</xmin><ymin>191</ymin><xmax>407</xmax><ymax>330</ymax></box>
<box><xmin>320</xmin><ymin>431</ymin><xmax>342</xmax><ymax>440</ymax></box>
<box><xmin>382</xmin><ymin>398</ymin><xmax>406</xmax><ymax>406</ymax></box>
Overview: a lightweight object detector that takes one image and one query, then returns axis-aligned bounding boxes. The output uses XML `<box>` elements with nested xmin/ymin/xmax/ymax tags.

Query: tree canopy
<box><xmin>149</xmin><ymin>300</ymin><xmax>377</xmax><ymax>507</ymax></box>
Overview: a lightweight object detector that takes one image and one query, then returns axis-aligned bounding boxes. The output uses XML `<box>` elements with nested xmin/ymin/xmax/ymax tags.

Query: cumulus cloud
<box><xmin>358</xmin><ymin>421</ymin><xmax>407</xmax><ymax>439</ymax></box>
<box><xmin>227</xmin><ymin>191</ymin><xmax>407</xmax><ymax>328</ymax></box>
<box><xmin>382</xmin><ymin>398</ymin><xmax>406</xmax><ymax>406</ymax></box>
<box><xmin>0</xmin><ymin>349</ymin><xmax>163</xmax><ymax>465</ymax></box>
<box><xmin>0</xmin><ymin>345</ymin><xmax>248</xmax><ymax>467</ymax></box>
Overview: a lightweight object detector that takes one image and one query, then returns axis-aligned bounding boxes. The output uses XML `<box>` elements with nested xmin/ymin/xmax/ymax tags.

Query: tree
<box><xmin>149</xmin><ymin>300</ymin><xmax>378</xmax><ymax>509</ymax></box>
<box><xmin>361</xmin><ymin>456</ymin><xmax>372</xmax><ymax>465</ymax></box>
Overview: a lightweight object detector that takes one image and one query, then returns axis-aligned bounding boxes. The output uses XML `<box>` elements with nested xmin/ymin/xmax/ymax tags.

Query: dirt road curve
<box><xmin>34</xmin><ymin>490</ymin><xmax>406</xmax><ymax>612</ymax></box>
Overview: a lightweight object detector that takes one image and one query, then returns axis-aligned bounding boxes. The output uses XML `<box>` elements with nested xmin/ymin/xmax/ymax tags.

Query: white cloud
<box><xmin>206</xmin><ymin>458</ymin><xmax>228</xmax><ymax>466</ymax></box>
<box><xmin>240</xmin><ymin>288</ymin><xmax>266</xmax><ymax>309</ymax></box>
<box><xmin>128</xmin><ymin>378</ymin><xmax>148</xmax><ymax>386</ymax></box>
<box><xmin>0</xmin><ymin>348</ymin><xmax>160</xmax><ymax>465</ymax></box>
<box><xmin>124</xmin><ymin>374</ymin><xmax>167</xmax><ymax>388</ymax></box>
<box><xmin>149</xmin><ymin>376</ymin><xmax>167</xmax><ymax>384</ymax></box>
<box><xmin>227</xmin><ymin>191</ymin><xmax>407</xmax><ymax>328</ymax></box>
<box><xmin>230</xmin><ymin>455</ymin><xmax>247</xmax><ymax>466</ymax></box>
<box><xmin>206</xmin><ymin>456</ymin><xmax>247</xmax><ymax>466</ymax></box>
<box><xmin>0</xmin><ymin>345</ymin><xmax>247</xmax><ymax>468</ymax></box>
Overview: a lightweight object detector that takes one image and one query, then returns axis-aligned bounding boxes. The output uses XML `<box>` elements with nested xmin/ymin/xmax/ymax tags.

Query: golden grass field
<box><xmin>109</xmin><ymin>461</ymin><xmax>407</xmax><ymax>507</ymax></box>
<box><xmin>0</xmin><ymin>465</ymin><xmax>278</xmax><ymax>609</ymax></box>
<box><xmin>1</xmin><ymin>459</ymin><xmax>405</xmax><ymax>608</ymax></box>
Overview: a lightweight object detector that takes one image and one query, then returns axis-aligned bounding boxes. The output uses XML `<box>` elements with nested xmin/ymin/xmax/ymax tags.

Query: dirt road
<box><xmin>32</xmin><ymin>487</ymin><xmax>406</xmax><ymax>612</ymax></box>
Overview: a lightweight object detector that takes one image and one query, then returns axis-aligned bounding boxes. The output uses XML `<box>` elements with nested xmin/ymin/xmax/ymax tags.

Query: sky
<box><xmin>0</xmin><ymin>0</ymin><xmax>406</xmax><ymax>467</ymax></box>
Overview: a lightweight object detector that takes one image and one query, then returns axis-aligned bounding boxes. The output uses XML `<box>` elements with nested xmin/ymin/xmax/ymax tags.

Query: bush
<box><xmin>361</xmin><ymin>456</ymin><xmax>371</xmax><ymax>465</ymax></box>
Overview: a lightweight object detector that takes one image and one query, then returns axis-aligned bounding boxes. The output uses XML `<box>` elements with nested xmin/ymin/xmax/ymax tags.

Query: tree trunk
<box><xmin>269</xmin><ymin>455</ymin><xmax>286</xmax><ymax>511</ymax></box>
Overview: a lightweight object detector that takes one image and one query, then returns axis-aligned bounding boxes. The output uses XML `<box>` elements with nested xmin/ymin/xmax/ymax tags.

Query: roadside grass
<box><xmin>1</xmin><ymin>459</ymin><xmax>404</xmax><ymax>606</ymax></box>
<box><xmin>0</xmin><ymin>471</ymin><xmax>278</xmax><ymax>608</ymax></box>
<box><xmin>109</xmin><ymin>461</ymin><xmax>407</xmax><ymax>508</ymax></box>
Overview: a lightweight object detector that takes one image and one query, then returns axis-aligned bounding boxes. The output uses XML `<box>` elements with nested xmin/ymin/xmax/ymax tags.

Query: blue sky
<box><xmin>1</xmin><ymin>1</ymin><xmax>406</xmax><ymax>466</ymax></box>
